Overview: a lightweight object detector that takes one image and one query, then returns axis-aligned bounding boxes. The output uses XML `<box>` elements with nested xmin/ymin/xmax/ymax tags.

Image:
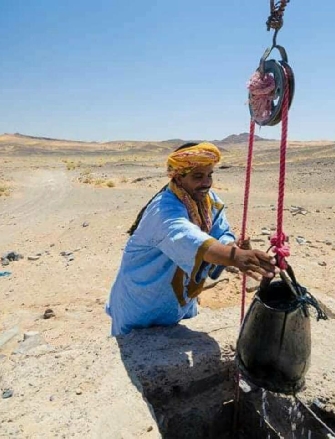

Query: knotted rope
<box><xmin>248</xmin><ymin>71</ymin><xmax>276</xmax><ymax>124</ymax></box>
<box><xmin>266</xmin><ymin>0</ymin><xmax>290</xmax><ymax>32</ymax></box>
<box><xmin>269</xmin><ymin>232</ymin><xmax>290</xmax><ymax>268</ymax></box>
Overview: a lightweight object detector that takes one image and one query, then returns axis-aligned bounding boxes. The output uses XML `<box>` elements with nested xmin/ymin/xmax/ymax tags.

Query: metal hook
<box><xmin>272</xmin><ymin>28</ymin><xmax>279</xmax><ymax>48</ymax></box>
<box><xmin>258</xmin><ymin>28</ymin><xmax>288</xmax><ymax>75</ymax></box>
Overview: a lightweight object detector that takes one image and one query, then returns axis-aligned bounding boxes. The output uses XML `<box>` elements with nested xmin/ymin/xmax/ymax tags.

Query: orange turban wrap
<box><xmin>167</xmin><ymin>142</ymin><xmax>221</xmax><ymax>178</ymax></box>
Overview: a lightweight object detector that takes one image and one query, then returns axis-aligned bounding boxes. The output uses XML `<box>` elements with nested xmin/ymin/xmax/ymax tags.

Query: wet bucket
<box><xmin>236</xmin><ymin>266</ymin><xmax>327</xmax><ymax>395</ymax></box>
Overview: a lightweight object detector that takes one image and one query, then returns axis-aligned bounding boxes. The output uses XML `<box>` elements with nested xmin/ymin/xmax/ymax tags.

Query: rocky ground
<box><xmin>0</xmin><ymin>134</ymin><xmax>335</xmax><ymax>438</ymax></box>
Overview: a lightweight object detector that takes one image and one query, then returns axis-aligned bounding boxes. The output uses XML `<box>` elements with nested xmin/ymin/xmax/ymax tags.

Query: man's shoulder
<box><xmin>209</xmin><ymin>190</ymin><xmax>224</xmax><ymax>204</ymax></box>
<box><xmin>146</xmin><ymin>187</ymin><xmax>186</xmax><ymax>217</ymax></box>
<box><xmin>150</xmin><ymin>186</ymin><xmax>180</xmax><ymax>205</ymax></box>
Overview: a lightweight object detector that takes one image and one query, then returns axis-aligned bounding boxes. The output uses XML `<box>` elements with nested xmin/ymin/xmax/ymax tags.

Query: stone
<box><xmin>13</xmin><ymin>332</ymin><xmax>44</xmax><ymax>354</ymax></box>
<box><xmin>2</xmin><ymin>389</ymin><xmax>13</xmax><ymax>399</ymax></box>
<box><xmin>290</xmin><ymin>206</ymin><xmax>308</xmax><ymax>216</ymax></box>
<box><xmin>43</xmin><ymin>308</ymin><xmax>56</xmax><ymax>319</ymax></box>
<box><xmin>23</xmin><ymin>331</ymin><xmax>40</xmax><ymax>340</ymax></box>
<box><xmin>2</xmin><ymin>389</ymin><xmax>14</xmax><ymax>399</ymax></box>
<box><xmin>0</xmin><ymin>326</ymin><xmax>20</xmax><ymax>348</ymax></box>
<box><xmin>296</xmin><ymin>236</ymin><xmax>307</xmax><ymax>245</ymax></box>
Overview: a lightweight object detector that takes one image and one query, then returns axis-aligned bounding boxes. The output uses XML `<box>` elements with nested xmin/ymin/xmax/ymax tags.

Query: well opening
<box><xmin>117</xmin><ymin>314</ymin><xmax>335</xmax><ymax>439</ymax></box>
<box><xmin>138</xmin><ymin>363</ymin><xmax>335</xmax><ymax>439</ymax></box>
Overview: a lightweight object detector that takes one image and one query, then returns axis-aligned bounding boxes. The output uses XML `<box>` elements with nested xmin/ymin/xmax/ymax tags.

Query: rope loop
<box><xmin>270</xmin><ymin>232</ymin><xmax>290</xmax><ymax>269</ymax></box>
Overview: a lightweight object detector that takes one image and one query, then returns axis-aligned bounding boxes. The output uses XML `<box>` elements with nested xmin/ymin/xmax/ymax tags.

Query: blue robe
<box><xmin>106</xmin><ymin>187</ymin><xmax>235</xmax><ymax>335</ymax></box>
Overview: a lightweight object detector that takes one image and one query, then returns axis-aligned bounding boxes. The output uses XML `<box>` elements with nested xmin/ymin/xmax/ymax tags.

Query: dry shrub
<box><xmin>0</xmin><ymin>184</ymin><xmax>9</xmax><ymax>196</ymax></box>
<box><xmin>77</xmin><ymin>169</ymin><xmax>115</xmax><ymax>188</ymax></box>
<box><xmin>81</xmin><ymin>168</ymin><xmax>92</xmax><ymax>176</ymax></box>
<box><xmin>64</xmin><ymin>159</ymin><xmax>82</xmax><ymax>171</ymax></box>
<box><xmin>81</xmin><ymin>174</ymin><xmax>93</xmax><ymax>184</ymax></box>
<box><xmin>66</xmin><ymin>161</ymin><xmax>76</xmax><ymax>171</ymax></box>
<box><xmin>93</xmin><ymin>178</ymin><xmax>105</xmax><ymax>186</ymax></box>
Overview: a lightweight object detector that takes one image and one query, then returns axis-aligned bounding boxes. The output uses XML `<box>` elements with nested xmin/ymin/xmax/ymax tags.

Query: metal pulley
<box><xmin>248</xmin><ymin>44</ymin><xmax>295</xmax><ymax>126</ymax></box>
<box><xmin>248</xmin><ymin>1</ymin><xmax>294</xmax><ymax>126</ymax></box>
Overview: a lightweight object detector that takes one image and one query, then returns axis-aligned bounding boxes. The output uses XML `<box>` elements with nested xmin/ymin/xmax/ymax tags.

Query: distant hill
<box><xmin>161</xmin><ymin>139</ymin><xmax>186</xmax><ymax>144</ymax></box>
<box><xmin>11</xmin><ymin>132</ymin><xmax>92</xmax><ymax>144</ymax></box>
<box><xmin>0</xmin><ymin>133</ymin><xmax>183</xmax><ymax>155</ymax></box>
<box><xmin>162</xmin><ymin>134</ymin><xmax>271</xmax><ymax>146</ymax></box>
<box><xmin>220</xmin><ymin>133</ymin><xmax>270</xmax><ymax>144</ymax></box>
<box><xmin>2</xmin><ymin>132</ymin><xmax>270</xmax><ymax>145</ymax></box>
<box><xmin>2</xmin><ymin>132</ymin><xmax>330</xmax><ymax>157</ymax></box>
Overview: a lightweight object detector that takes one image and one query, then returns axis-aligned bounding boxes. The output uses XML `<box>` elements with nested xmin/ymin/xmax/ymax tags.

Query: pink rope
<box><xmin>234</xmin><ymin>68</ymin><xmax>291</xmax><ymax>431</ymax></box>
<box><xmin>273</xmin><ymin>67</ymin><xmax>290</xmax><ymax>269</ymax></box>
<box><xmin>270</xmin><ymin>233</ymin><xmax>290</xmax><ymax>264</ymax></box>
<box><xmin>233</xmin><ymin>119</ymin><xmax>255</xmax><ymax>433</ymax></box>
<box><xmin>248</xmin><ymin>71</ymin><xmax>276</xmax><ymax>123</ymax></box>
<box><xmin>240</xmin><ymin>119</ymin><xmax>255</xmax><ymax>324</ymax></box>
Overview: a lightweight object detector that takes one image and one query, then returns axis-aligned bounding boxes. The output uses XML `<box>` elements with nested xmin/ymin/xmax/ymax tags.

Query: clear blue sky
<box><xmin>0</xmin><ymin>0</ymin><xmax>334</xmax><ymax>142</ymax></box>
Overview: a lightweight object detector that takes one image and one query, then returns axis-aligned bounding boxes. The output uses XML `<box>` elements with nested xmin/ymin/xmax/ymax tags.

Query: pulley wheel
<box><xmin>249</xmin><ymin>59</ymin><xmax>295</xmax><ymax>126</ymax></box>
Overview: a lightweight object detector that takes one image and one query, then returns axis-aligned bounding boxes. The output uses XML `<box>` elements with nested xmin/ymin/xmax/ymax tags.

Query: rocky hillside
<box><xmin>0</xmin><ymin>132</ymin><xmax>274</xmax><ymax>156</ymax></box>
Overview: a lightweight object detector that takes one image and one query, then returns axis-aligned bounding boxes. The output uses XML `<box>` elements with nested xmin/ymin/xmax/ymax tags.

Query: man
<box><xmin>106</xmin><ymin>142</ymin><xmax>278</xmax><ymax>336</ymax></box>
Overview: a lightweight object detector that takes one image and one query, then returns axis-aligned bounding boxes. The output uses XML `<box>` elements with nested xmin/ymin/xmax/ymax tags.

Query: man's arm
<box><xmin>203</xmin><ymin>241</ymin><xmax>278</xmax><ymax>280</ymax></box>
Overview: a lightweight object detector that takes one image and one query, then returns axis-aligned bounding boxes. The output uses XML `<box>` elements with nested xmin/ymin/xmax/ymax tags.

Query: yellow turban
<box><xmin>167</xmin><ymin>142</ymin><xmax>221</xmax><ymax>178</ymax></box>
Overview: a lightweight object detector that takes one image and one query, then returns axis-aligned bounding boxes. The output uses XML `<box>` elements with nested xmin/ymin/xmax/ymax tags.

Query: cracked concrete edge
<box><xmin>92</xmin><ymin>307</ymin><xmax>239</xmax><ymax>438</ymax></box>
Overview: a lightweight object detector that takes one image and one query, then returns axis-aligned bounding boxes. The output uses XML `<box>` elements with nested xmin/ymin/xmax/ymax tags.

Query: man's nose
<box><xmin>202</xmin><ymin>177</ymin><xmax>212</xmax><ymax>186</ymax></box>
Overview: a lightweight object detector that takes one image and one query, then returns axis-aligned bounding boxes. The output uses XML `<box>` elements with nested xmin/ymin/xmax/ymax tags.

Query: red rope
<box><xmin>234</xmin><ymin>68</ymin><xmax>291</xmax><ymax>434</ymax></box>
<box><xmin>233</xmin><ymin>119</ymin><xmax>255</xmax><ymax>434</ymax></box>
<box><xmin>240</xmin><ymin>119</ymin><xmax>255</xmax><ymax>324</ymax></box>
<box><xmin>272</xmin><ymin>67</ymin><xmax>290</xmax><ymax>269</ymax></box>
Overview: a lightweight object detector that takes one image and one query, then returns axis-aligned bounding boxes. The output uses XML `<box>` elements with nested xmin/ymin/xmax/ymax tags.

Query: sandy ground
<box><xmin>0</xmin><ymin>134</ymin><xmax>335</xmax><ymax>437</ymax></box>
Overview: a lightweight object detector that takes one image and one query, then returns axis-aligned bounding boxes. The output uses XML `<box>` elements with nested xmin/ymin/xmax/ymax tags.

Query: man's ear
<box><xmin>174</xmin><ymin>175</ymin><xmax>183</xmax><ymax>187</ymax></box>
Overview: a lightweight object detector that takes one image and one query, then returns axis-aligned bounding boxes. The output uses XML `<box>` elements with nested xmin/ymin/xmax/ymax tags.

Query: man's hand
<box><xmin>231</xmin><ymin>247</ymin><xmax>278</xmax><ymax>280</ymax></box>
<box><xmin>204</xmin><ymin>241</ymin><xmax>279</xmax><ymax>280</ymax></box>
<box><xmin>236</xmin><ymin>235</ymin><xmax>252</xmax><ymax>250</ymax></box>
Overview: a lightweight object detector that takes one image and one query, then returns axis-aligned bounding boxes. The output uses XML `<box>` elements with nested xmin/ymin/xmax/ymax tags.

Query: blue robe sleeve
<box><xmin>134</xmin><ymin>189</ymin><xmax>235</xmax><ymax>282</ymax></box>
<box><xmin>198</xmin><ymin>191</ymin><xmax>236</xmax><ymax>280</ymax></box>
<box><xmin>154</xmin><ymin>211</ymin><xmax>215</xmax><ymax>277</ymax></box>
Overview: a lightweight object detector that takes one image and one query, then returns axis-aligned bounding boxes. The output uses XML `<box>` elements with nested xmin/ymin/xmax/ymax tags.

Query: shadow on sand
<box><xmin>116</xmin><ymin>323</ymin><xmax>236</xmax><ymax>438</ymax></box>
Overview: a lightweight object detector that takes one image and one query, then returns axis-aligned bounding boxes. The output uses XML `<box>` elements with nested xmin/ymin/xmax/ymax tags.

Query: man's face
<box><xmin>175</xmin><ymin>164</ymin><xmax>215</xmax><ymax>202</ymax></box>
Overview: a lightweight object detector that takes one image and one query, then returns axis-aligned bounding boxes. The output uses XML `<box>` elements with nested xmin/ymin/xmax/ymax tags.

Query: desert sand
<box><xmin>0</xmin><ymin>133</ymin><xmax>335</xmax><ymax>438</ymax></box>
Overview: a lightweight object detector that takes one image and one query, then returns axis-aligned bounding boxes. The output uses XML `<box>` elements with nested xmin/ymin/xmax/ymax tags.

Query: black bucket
<box><xmin>236</xmin><ymin>267</ymin><xmax>327</xmax><ymax>395</ymax></box>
